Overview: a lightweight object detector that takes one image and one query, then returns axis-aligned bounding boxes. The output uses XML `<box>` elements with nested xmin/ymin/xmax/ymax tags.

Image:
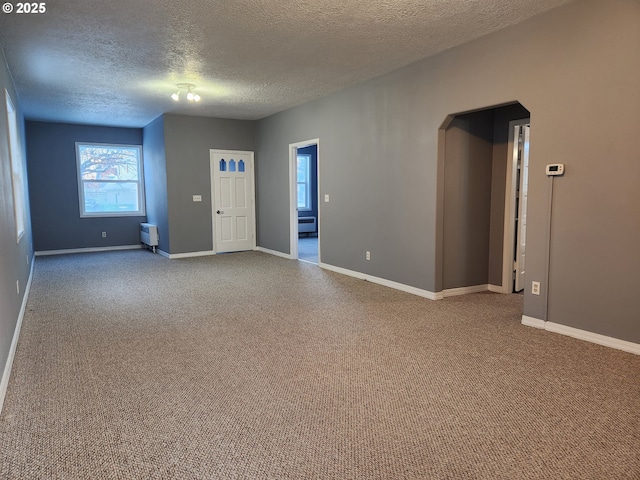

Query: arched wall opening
<box><xmin>436</xmin><ymin>101</ymin><xmax>530</xmax><ymax>295</ymax></box>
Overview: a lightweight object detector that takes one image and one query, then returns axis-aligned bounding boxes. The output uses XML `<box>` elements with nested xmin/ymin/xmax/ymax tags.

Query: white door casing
<box><xmin>210</xmin><ymin>150</ymin><xmax>256</xmax><ymax>253</ymax></box>
<box><xmin>289</xmin><ymin>139</ymin><xmax>320</xmax><ymax>261</ymax></box>
<box><xmin>514</xmin><ymin>125</ymin><xmax>530</xmax><ymax>292</ymax></box>
<box><xmin>502</xmin><ymin>119</ymin><xmax>531</xmax><ymax>293</ymax></box>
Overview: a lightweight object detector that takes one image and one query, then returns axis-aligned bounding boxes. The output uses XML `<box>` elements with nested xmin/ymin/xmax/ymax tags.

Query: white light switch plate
<box><xmin>324</xmin><ymin>194</ymin><xmax>330</xmax><ymax>202</ymax></box>
<box><xmin>193</xmin><ymin>195</ymin><xmax>202</xmax><ymax>202</ymax></box>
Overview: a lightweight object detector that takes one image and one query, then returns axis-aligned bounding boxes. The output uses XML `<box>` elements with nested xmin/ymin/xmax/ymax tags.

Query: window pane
<box><xmin>77</xmin><ymin>143</ymin><xmax>145</xmax><ymax>217</ymax></box>
<box><xmin>297</xmin><ymin>154</ymin><xmax>311</xmax><ymax>210</ymax></box>
<box><xmin>297</xmin><ymin>185</ymin><xmax>307</xmax><ymax>209</ymax></box>
<box><xmin>297</xmin><ymin>157</ymin><xmax>308</xmax><ymax>183</ymax></box>
<box><xmin>78</xmin><ymin>145</ymin><xmax>140</xmax><ymax>181</ymax></box>
<box><xmin>6</xmin><ymin>91</ymin><xmax>25</xmax><ymax>241</ymax></box>
<box><xmin>83</xmin><ymin>182</ymin><xmax>139</xmax><ymax>213</ymax></box>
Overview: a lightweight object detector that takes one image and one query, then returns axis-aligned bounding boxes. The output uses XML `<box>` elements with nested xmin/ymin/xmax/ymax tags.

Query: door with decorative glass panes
<box><xmin>210</xmin><ymin>150</ymin><xmax>255</xmax><ymax>253</ymax></box>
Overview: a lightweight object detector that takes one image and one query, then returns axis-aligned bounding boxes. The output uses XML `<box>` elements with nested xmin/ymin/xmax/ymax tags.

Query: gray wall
<box><xmin>25</xmin><ymin>114</ymin><xmax>256</xmax><ymax>256</ymax></box>
<box><xmin>142</xmin><ymin>116</ymin><xmax>170</xmax><ymax>253</ymax></box>
<box><xmin>442</xmin><ymin>110</ymin><xmax>494</xmax><ymax>290</ymax></box>
<box><xmin>255</xmin><ymin>0</ymin><xmax>640</xmax><ymax>343</ymax></box>
<box><xmin>26</xmin><ymin>121</ymin><xmax>145</xmax><ymax>251</ymax></box>
<box><xmin>256</xmin><ymin>83</ymin><xmax>437</xmax><ymax>289</ymax></box>
<box><xmin>0</xmin><ymin>52</ymin><xmax>32</xmax><ymax>393</ymax></box>
<box><xmin>162</xmin><ymin>115</ymin><xmax>255</xmax><ymax>254</ymax></box>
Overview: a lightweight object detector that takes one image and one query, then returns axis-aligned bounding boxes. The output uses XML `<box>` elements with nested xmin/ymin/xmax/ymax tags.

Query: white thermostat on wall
<box><xmin>545</xmin><ymin>163</ymin><xmax>565</xmax><ymax>176</ymax></box>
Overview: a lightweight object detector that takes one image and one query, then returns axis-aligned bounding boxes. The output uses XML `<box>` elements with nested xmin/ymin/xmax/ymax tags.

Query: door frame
<box><xmin>210</xmin><ymin>149</ymin><xmax>256</xmax><ymax>253</ymax></box>
<box><xmin>289</xmin><ymin>138</ymin><xmax>320</xmax><ymax>261</ymax></box>
<box><xmin>501</xmin><ymin>119</ymin><xmax>530</xmax><ymax>293</ymax></box>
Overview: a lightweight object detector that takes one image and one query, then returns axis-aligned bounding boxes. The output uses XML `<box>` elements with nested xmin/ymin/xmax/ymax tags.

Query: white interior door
<box><xmin>514</xmin><ymin>125</ymin><xmax>530</xmax><ymax>292</ymax></box>
<box><xmin>210</xmin><ymin>150</ymin><xmax>255</xmax><ymax>253</ymax></box>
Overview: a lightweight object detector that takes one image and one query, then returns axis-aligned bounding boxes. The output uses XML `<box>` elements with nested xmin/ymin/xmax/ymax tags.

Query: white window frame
<box><xmin>76</xmin><ymin>142</ymin><xmax>146</xmax><ymax>218</ymax></box>
<box><xmin>5</xmin><ymin>90</ymin><xmax>26</xmax><ymax>242</ymax></box>
<box><xmin>297</xmin><ymin>153</ymin><xmax>311</xmax><ymax>212</ymax></box>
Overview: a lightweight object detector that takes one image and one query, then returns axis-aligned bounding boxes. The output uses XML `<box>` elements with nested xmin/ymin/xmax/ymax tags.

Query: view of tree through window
<box><xmin>76</xmin><ymin>143</ymin><xmax>145</xmax><ymax>217</ymax></box>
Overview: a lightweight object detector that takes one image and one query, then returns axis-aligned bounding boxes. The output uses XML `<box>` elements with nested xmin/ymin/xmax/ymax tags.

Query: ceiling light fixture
<box><xmin>171</xmin><ymin>83</ymin><xmax>201</xmax><ymax>102</ymax></box>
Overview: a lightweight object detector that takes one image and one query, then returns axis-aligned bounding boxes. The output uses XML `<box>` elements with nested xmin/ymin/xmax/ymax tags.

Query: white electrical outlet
<box><xmin>324</xmin><ymin>194</ymin><xmax>330</xmax><ymax>202</ymax></box>
<box><xmin>193</xmin><ymin>195</ymin><xmax>202</xmax><ymax>202</ymax></box>
<box><xmin>102</xmin><ymin>231</ymin><xmax>107</xmax><ymax>238</ymax></box>
<box><xmin>532</xmin><ymin>281</ymin><xmax>540</xmax><ymax>295</ymax></box>
<box><xmin>366</xmin><ymin>251</ymin><xmax>371</xmax><ymax>261</ymax></box>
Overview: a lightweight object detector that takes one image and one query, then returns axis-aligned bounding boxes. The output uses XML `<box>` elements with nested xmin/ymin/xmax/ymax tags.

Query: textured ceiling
<box><xmin>0</xmin><ymin>0</ymin><xmax>574</xmax><ymax>127</ymax></box>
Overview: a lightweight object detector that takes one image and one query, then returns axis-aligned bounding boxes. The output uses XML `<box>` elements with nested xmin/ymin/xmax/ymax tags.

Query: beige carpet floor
<box><xmin>0</xmin><ymin>250</ymin><xmax>638</xmax><ymax>479</ymax></box>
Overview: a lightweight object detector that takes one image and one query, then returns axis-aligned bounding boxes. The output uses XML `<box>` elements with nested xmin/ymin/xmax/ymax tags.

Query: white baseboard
<box><xmin>443</xmin><ymin>284</ymin><xmax>490</xmax><ymax>298</ymax></box>
<box><xmin>161</xmin><ymin>250</ymin><xmax>216</xmax><ymax>259</ymax></box>
<box><xmin>521</xmin><ymin>315</ymin><xmax>546</xmax><ymax>329</ymax></box>
<box><xmin>258</xmin><ymin>248</ymin><xmax>504</xmax><ymax>302</ymax></box>
<box><xmin>0</xmin><ymin>257</ymin><xmax>35</xmax><ymax>414</ymax></box>
<box><xmin>522</xmin><ymin>316</ymin><xmax>640</xmax><ymax>355</ymax></box>
<box><xmin>318</xmin><ymin>262</ymin><xmax>441</xmax><ymax>301</ymax></box>
<box><xmin>256</xmin><ymin>246</ymin><xmax>293</xmax><ymax>260</ymax></box>
<box><xmin>545</xmin><ymin>322</ymin><xmax>640</xmax><ymax>356</ymax></box>
<box><xmin>444</xmin><ymin>284</ymin><xmax>506</xmax><ymax>296</ymax></box>
<box><xmin>35</xmin><ymin>245</ymin><xmax>141</xmax><ymax>256</ymax></box>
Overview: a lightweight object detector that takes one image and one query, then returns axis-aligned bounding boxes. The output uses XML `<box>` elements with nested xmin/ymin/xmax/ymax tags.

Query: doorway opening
<box><xmin>289</xmin><ymin>139</ymin><xmax>320</xmax><ymax>264</ymax></box>
<box><xmin>437</xmin><ymin>102</ymin><xmax>530</xmax><ymax>296</ymax></box>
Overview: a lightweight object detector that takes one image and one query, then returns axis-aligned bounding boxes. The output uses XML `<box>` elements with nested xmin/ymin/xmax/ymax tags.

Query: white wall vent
<box><xmin>140</xmin><ymin>223</ymin><xmax>159</xmax><ymax>253</ymax></box>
